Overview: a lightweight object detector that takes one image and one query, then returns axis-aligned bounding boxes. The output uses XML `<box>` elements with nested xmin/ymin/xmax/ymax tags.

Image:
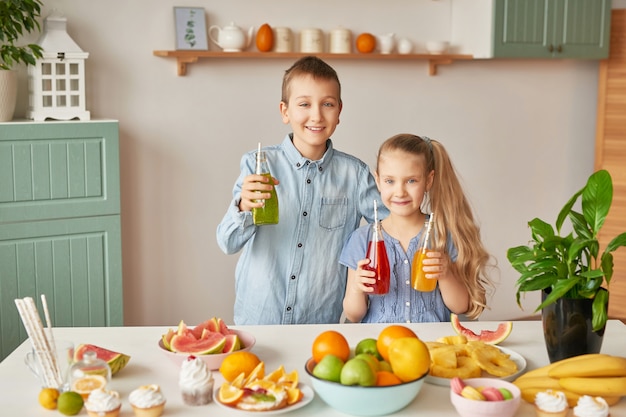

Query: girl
<box><xmin>340</xmin><ymin>134</ymin><xmax>494</xmax><ymax>323</ymax></box>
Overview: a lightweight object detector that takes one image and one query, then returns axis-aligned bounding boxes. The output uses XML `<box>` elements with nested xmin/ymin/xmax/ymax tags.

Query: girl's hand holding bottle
<box><xmin>346</xmin><ymin>258</ymin><xmax>378</xmax><ymax>294</ymax></box>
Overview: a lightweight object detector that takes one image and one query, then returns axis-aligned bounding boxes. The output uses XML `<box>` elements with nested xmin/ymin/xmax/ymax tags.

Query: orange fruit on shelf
<box><xmin>375</xmin><ymin>370</ymin><xmax>403</xmax><ymax>386</ymax></box>
<box><xmin>356</xmin><ymin>33</ymin><xmax>376</xmax><ymax>53</ymax></box>
<box><xmin>218</xmin><ymin>382</ymin><xmax>244</xmax><ymax>405</ymax></box>
<box><xmin>256</xmin><ymin>23</ymin><xmax>274</xmax><ymax>52</ymax></box>
<box><xmin>312</xmin><ymin>330</ymin><xmax>350</xmax><ymax>363</ymax></box>
<box><xmin>376</xmin><ymin>325</ymin><xmax>418</xmax><ymax>362</ymax></box>
<box><xmin>219</xmin><ymin>351</ymin><xmax>262</xmax><ymax>382</ymax></box>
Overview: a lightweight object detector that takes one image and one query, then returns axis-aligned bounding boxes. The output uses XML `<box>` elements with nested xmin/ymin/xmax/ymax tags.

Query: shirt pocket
<box><xmin>319</xmin><ymin>197</ymin><xmax>348</xmax><ymax>231</ymax></box>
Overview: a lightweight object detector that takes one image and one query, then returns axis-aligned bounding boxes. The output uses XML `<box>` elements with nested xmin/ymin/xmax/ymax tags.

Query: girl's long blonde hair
<box><xmin>377</xmin><ymin>134</ymin><xmax>495</xmax><ymax>319</ymax></box>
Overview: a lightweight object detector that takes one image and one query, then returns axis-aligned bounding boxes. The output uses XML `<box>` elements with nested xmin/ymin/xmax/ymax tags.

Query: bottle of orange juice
<box><xmin>411</xmin><ymin>214</ymin><xmax>436</xmax><ymax>292</ymax></box>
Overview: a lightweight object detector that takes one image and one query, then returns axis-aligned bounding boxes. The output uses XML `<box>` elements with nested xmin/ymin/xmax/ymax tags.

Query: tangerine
<box><xmin>219</xmin><ymin>351</ymin><xmax>262</xmax><ymax>382</ymax></box>
<box><xmin>312</xmin><ymin>330</ymin><xmax>350</xmax><ymax>363</ymax></box>
<box><xmin>356</xmin><ymin>33</ymin><xmax>376</xmax><ymax>53</ymax></box>
<box><xmin>375</xmin><ymin>370</ymin><xmax>403</xmax><ymax>386</ymax></box>
<box><xmin>376</xmin><ymin>325</ymin><xmax>418</xmax><ymax>362</ymax></box>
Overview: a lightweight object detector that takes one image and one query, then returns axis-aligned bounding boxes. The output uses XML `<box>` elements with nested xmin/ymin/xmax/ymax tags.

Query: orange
<box><xmin>375</xmin><ymin>370</ymin><xmax>402</xmax><ymax>386</ymax></box>
<box><xmin>286</xmin><ymin>386</ymin><xmax>304</xmax><ymax>405</ymax></box>
<box><xmin>38</xmin><ymin>387</ymin><xmax>60</xmax><ymax>410</ymax></box>
<box><xmin>312</xmin><ymin>330</ymin><xmax>350</xmax><ymax>363</ymax></box>
<box><xmin>376</xmin><ymin>325</ymin><xmax>417</xmax><ymax>362</ymax></box>
<box><xmin>70</xmin><ymin>374</ymin><xmax>107</xmax><ymax>399</ymax></box>
<box><xmin>356</xmin><ymin>33</ymin><xmax>376</xmax><ymax>53</ymax></box>
<box><xmin>243</xmin><ymin>361</ymin><xmax>265</xmax><ymax>386</ymax></box>
<box><xmin>219</xmin><ymin>351</ymin><xmax>262</xmax><ymax>382</ymax></box>
<box><xmin>278</xmin><ymin>369</ymin><xmax>299</xmax><ymax>389</ymax></box>
<box><xmin>264</xmin><ymin>365</ymin><xmax>286</xmax><ymax>383</ymax></box>
<box><xmin>218</xmin><ymin>382</ymin><xmax>244</xmax><ymax>405</ymax></box>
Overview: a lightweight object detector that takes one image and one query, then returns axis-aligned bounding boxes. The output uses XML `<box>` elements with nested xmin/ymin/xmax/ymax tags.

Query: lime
<box><xmin>57</xmin><ymin>391</ymin><xmax>84</xmax><ymax>416</ymax></box>
<box><xmin>38</xmin><ymin>387</ymin><xmax>59</xmax><ymax>410</ymax></box>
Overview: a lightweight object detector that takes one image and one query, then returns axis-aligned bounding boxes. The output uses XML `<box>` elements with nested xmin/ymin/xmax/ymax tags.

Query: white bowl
<box><xmin>158</xmin><ymin>329</ymin><xmax>256</xmax><ymax>370</ymax></box>
<box><xmin>426</xmin><ymin>41</ymin><xmax>450</xmax><ymax>54</ymax></box>
<box><xmin>450</xmin><ymin>378</ymin><xmax>521</xmax><ymax>417</ymax></box>
<box><xmin>304</xmin><ymin>358</ymin><xmax>427</xmax><ymax>416</ymax></box>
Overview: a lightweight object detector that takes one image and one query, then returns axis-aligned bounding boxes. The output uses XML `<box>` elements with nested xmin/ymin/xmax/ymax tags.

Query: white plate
<box><xmin>213</xmin><ymin>383</ymin><xmax>314</xmax><ymax>415</ymax></box>
<box><xmin>425</xmin><ymin>346</ymin><xmax>527</xmax><ymax>386</ymax></box>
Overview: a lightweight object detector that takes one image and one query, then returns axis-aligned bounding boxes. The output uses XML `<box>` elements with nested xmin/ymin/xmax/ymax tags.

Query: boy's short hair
<box><xmin>281</xmin><ymin>56</ymin><xmax>342</xmax><ymax>104</ymax></box>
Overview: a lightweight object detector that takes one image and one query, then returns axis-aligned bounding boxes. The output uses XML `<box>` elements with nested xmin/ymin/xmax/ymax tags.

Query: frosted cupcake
<box><xmin>85</xmin><ymin>388</ymin><xmax>121</xmax><ymax>417</ymax></box>
<box><xmin>535</xmin><ymin>390</ymin><xmax>569</xmax><ymax>417</ymax></box>
<box><xmin>179</xmin><ymin>355</ymin><xmax>214</xmax><ymax>406</ymax></box>
<box><xmin>129</xmin><ymin>384</ymin><xmax>166</xmax><ymax>417</ymax></box>
<box><xmin>573</xmin><ymin>395</ymin><xmax>609</xmax><ymax>417</ymax></box>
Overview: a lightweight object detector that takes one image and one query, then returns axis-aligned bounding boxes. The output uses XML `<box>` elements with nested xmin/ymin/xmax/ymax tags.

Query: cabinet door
<box><xmin>493</xmin><ymin>0</ymin><xmax>611</xmax><ymax>59</ymax></box>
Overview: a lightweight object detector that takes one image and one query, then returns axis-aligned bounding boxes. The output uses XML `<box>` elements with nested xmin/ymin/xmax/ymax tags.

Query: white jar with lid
<box><xmin>300</xmin><ymin>28</ymin><xmax>324</xmax><ymax>53</ymax></box>
<box><xmin>329</xmin><ymin>27</ymin><xmax>352</xmax><ymax>53</ymax></box>
<box><xmin>273</xmin><ymin>27</ymin><xmax>293</xmax><ymax>52</ymax></box>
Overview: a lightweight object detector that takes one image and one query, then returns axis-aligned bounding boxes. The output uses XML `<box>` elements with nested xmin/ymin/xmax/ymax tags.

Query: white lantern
<box><xmin>27</xmin><ymin>12</ymin><xmax>90</xmax><ymax>121</ymax></box>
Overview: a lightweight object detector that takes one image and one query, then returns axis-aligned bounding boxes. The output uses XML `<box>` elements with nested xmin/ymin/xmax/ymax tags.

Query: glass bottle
<box><xmin>67</xmin><ymin>350</ymin><xmax>111</xmax><ymax>399</ymax></box>
<box><xmin>363</xmin><ymin>201</ymin><xmax>390</xmax><ymax>295</ymax></box>
<box><xmin>252</xmin><ymin>145</ymin><xmax>279</xmax><ymax>225</ymax></box>
<box><xmin>411</xmin><ymin>214</ymin><xmax>437</xmax><ymax>292</ymax></box>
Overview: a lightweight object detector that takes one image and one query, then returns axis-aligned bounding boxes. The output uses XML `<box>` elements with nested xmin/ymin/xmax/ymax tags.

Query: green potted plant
<box><xmin>507</xmin><ymin>169</ymin><xmax>626</xmax><ymax>361</ymax></box>
<box><xmin>0</xmin><ymin>0</ymin><xmax>44</xmax><ymax>121</ymax></box>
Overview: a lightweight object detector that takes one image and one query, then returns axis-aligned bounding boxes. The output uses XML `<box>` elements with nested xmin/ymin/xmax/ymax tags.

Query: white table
<box><xmin>1</xmin><ymin>320</ymin><xmax>625</xmax><ymax>416</ymax></box>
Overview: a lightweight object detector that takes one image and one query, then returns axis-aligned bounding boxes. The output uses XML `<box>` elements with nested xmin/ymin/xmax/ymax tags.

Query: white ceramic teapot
<box><xmin>208</xmin><ymin>22</ymin><xmax>254</xmax><ymax>52</ymax></box>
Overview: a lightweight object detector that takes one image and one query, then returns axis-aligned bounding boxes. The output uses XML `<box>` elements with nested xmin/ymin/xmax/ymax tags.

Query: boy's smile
<box><xmin>280</xmin><ymin>74</ymin><xmax>342</xmax><ymax>160</ymax></box>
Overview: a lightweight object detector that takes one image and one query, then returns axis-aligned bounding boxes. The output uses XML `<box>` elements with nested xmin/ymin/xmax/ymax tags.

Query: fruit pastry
<box><xmin>534</xmin><ymin>390</ymin><xmax>569</xmax><ymax>417</ymax></box>
<box><xmin>129</xmin><ymin>384</ymin><xmax>166</xmax><ymax>417</ymax></box>
<box><xmin>573</xmin><ymin>395</ymin><xmax>610</xmax><ymax>417</ymax></box>
<box><xmin>179</xmin><ymin>355</ymin><xmax>214</xmax><ymax>406</ymax></box>
<box><xmin>84</xmin><ymin>388</ymin><xmax>122</xmax><ymax>417</ymax></box>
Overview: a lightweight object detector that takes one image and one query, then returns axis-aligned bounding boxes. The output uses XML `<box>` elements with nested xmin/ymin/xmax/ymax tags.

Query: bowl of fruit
<box><xmin>449</xmin><ymin>377</ymin><xmax>521</xmax><ymax>417</ymax></box>
<box><xmin>304</xmin><ymin>327</ymin><xmax>429</xmax><ymax>416</ymax></box>
<box><xmin>158</xmin><ymin>317</ymin><xmax>256</xmax><ymax>369</ymax></box>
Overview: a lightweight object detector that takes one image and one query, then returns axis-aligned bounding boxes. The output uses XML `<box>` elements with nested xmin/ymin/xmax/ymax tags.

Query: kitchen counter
<box><xmin>1</xmin><ymin>320</ymin><xmax>625</xmax><ymax>416</ymax></box>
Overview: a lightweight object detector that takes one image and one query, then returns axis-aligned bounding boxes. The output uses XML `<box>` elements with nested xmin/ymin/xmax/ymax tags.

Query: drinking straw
<box><xmin>41</xmin><ymin>294</ymin><xmax>59</xmax><ymax>375</ymax></box>
<box><xmin>374</xmin><ymin>200</ymin><xmax>378</xmax><ymax>224</ymax></box>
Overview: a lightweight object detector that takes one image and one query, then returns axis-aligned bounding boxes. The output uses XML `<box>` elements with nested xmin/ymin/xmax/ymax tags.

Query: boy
<box><xmin>216</xmin><ymin>56</ymin><xmax>386</xmax><ymax>324</ymax></box>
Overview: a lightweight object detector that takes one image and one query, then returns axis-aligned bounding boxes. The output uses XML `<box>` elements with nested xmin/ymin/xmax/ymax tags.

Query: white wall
<box><xmin>14</xmin><ymin>0</ymin><xmax>624</xmax><ymax>326</ymax></box>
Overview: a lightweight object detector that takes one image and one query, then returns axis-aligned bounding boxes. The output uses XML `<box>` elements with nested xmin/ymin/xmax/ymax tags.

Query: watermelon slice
<box><xmin>450</xmin><ymin>313</ymin><xmax>513</xmax><ymax>344</ymax></box>
<box><xmin>170</xmin><ymin>331</ymin><xmax>226</xmax><ymax>354</ymax></box>
<box><xmin>161</xmin><ymin>317</ymin><xmax>245</xmax><ymax>354</ymax></box>
<box><xmin>74</xmin><ymin>344</ymin><xmax>131</xmax><ymax>375</ymax></box>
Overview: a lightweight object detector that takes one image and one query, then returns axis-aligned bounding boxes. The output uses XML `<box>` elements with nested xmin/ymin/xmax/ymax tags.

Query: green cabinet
<box><xmin>0</xmin><ymin>121</ymin><xmax>123</xmax><ymax>361</ymax></box>
<box><xmin>493</xmin><ymin>0</ymin><xmax>612</xmax><ymax>58</ymax></box>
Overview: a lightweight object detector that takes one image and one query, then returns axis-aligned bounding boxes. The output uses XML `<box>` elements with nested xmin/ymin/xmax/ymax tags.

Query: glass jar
<box><xmin>67</xmin><ymin>350</ymin><xmax>111</xmax><ymax>399</ymax></box>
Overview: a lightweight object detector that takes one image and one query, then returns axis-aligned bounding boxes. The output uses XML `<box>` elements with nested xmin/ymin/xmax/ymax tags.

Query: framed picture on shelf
<box><xmin>174</xmin><ymin>7</ymin><xmax>208</xmax><ymax>50</ymax></box>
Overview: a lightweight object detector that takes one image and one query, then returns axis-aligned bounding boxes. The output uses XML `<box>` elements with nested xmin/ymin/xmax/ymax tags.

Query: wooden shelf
<box><xmin>152</xmin><ymin>50</ymin><xmax>475</xmax><ymax>76</ymax></box>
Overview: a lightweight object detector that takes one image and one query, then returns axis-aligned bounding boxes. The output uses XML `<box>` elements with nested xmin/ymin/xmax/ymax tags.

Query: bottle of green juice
<box><xmin>252</xmin><ymin>145</ymin><xmax>279</xmax><ymax>225</ymax></box>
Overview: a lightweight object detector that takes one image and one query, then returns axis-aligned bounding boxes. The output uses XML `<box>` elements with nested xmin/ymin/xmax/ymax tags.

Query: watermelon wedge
<box><xmin>160</xmin><ymin>317</ymin><xmax>245</xmax><ymax>354</ymax></box>
<box><xmin>450</xmin><ymin>313</ymin><xmax>513</xmax><ymax>344</ymax></box>
<box><xmin>74</xmin><ymin>344</ymin><xmax>131</xmax><ymax>375</ymax></box>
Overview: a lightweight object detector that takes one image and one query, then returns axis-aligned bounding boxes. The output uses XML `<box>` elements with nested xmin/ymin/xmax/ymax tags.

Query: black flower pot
<box><xmin>541</xmin><ymin>288</ymin><xmax>606</xmax><ymax>363</ymax></box>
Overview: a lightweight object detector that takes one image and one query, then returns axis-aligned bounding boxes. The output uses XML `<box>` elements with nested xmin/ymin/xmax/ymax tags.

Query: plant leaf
<box><xmin>537</xmin><ymin>278</ymin><xmax>580</xmax><ymax>310</ymax></box>
<box><xmin>592</xmin><ymin>289</ymin><xmax>609</xmax><ymax>331</ymax></box>
<box><xmin>582</xmin><ymin>170</ymin><xmax>612</xmax><ymax>237</ymax></box>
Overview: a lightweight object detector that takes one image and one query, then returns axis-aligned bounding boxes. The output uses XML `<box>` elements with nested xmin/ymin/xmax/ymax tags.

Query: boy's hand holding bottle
<box><xmin>238</xmin><ymin>173</ymin><xmax>279</xmax><ymax>212</ymax></box>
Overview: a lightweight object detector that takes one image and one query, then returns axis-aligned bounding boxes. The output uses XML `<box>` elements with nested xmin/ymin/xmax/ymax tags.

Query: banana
<box><xmin>513</xmin><ymin>376</ymin><xmax>562</xmax><ymax>391</ymax></box>
<box><xmin>519</xmin><ymin>387</ymin><xmax>581</xmax><ymax>408</ymax></box>
<box><xmin>559</xmin><ymin>376</ymin><xmax>626</xmax><ymax>396</ymax></box>
<box><xmin>549</xmin><ymin>354</ymin><xmax>626</xmax><ymax>378</ymax></box>
<box><xmin>514</xmin><ymin>353</ymin><xmax>607</xmax><ymax>381</ymax></box>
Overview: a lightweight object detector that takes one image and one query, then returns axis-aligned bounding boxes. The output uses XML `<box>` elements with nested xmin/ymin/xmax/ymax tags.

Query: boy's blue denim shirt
<box><xmin>216</xmin><ymin>134</ymin><xmax>387</xmax><ymax>324</ymax></box>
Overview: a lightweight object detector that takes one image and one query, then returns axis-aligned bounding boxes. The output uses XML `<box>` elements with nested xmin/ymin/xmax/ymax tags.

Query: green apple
<box><xmin>355</xmin><ymin>338</ymin><xmax>382</xmax><ymax>360</ymax></box>
<box><xmin>355</xmin><ymin>353</ymin><xmax>379</xmax><ymax>373</ymax></box>
<box><xmin>313</xmin><ymin>354</ymin><xmax>344</xmax><ymax>382</ymax></box>
<box><xmin>378</xmin><ymin>360</ymin><xmax>392</xmax><ymax>372</ymax></box>
<box><xmin>340</xmin><ymin>358</ymin><xmax>376</xmax><ymax>386</ymax></box>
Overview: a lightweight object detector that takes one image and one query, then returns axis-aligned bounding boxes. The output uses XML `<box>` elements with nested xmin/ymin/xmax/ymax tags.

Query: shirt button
<box><xmin>291</xmin><ymin>275</ymin><xmax>296</xmax><ymax>280</ymax></box>
<box><xmin>286</xmin><ymin>306</ymin><xmax>292</xmax><ymax>311</ymax></box>
<box><xmin>303</xmin><ymin>212</ymin><xmax>308</xmax><ymax>216</ymax></box>
<box><xmin>297</xmin><ymin>243</ymin><xmax>303</xmax><ymax>248</ymax></box>
<box><xmin>405</xmin><ymin>280</ymin><xmax>410</xmax><ymax>285</ymax></box>
<box><xmin>318</xmin><ymin>166</ymin><xmax>323</xmax><ymax>172</ymax></box>
<box><xmin>306</xmin><ymin>179</ymin><xmax>311</xmax><ymax>184</ymax></box>
<box><xmin>404</xmin><ymin>259</ymin><xmax>408</xmax><ymax>264</ymax></box>
<box><xmin>296</xmin><ymin>162</ymin><xmax>301</xmax><ymax>167</ymax></box>
<box><xmin>405</xmin><ymin>301</ymin><xmax>410</xmax><ymax>306</ymax></box>
<box><xmin>406</xmin><ymin>320</ymin><xmax>411</xmax><ymax>323</ymax></box>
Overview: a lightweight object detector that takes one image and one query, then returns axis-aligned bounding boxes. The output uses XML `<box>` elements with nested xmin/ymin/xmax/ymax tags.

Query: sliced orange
<box><xmin>286</xmin><ymin>386</ymin><xmax>303</xmax><ymax>405</ymax></box>
<box><xmin>218</xmin><ymin>382</ymin><xmax>244</xmax><ymax>405</ymax></box>
<box><xmin>243</xmin><ymin>361</ymin><xmax>265</xmax><ymax>386</ymax></box>
<box><xmin>230</xmin><ymin>372</ymin><xmax>246</xmax><ymax>389</ymax></box>
<box><xmin>247</xmin><ymin>379</ymin><xmax>275</xmax><ymax>390</ymax></box>
<box><xmin>264</xmin><ymin>365</ymin><xmax>285</xmax><ymax>383</ymax></box>
<box><xmin>278</xmin><ymin>370</ymin><xmax>299</xmax><ymax>389</ymax></box>
<box><xmin>71</xmin><ymin>375</ymin><xmax>107</xmax><ymax>398</ymax></box>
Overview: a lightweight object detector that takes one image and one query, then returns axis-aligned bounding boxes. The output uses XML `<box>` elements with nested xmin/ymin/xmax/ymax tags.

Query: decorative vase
<box><xmin>0</xmin><ymin>70</ymin><xmax>18</xmax><ymax>122</ymax></box>
<box><xmin>541</xmin><ymin>288</ymin><xmax>606</xmax><ymax>363</ymax></box>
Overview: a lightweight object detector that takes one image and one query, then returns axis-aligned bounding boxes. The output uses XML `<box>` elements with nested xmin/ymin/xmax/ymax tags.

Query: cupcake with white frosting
<box><xmin>179</xmin><ymin>355</ymin><xmax>214</xmax><ymax>406</ymax></box>
<box><xmin>573</xmin><ymin>395</ymin><xmax>610</xmax><ymax>417</ymax></box>
<box><xmin>535</xmin><ymin>390</ymin><xmax>569</xmax><ymax>417</ymax></box>
<box><xmin>85</xmin><ymin>388</ymin><xmax>121</xmax><ymax>417</ymax></box>
<box><xmin>129</xmin><ymin>384</ymin><xmax>166</xmax><ymax>417</ymax></box>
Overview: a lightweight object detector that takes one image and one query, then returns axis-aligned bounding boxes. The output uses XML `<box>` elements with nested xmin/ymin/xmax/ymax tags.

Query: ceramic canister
<box><xmin>273</xmin><ymin>27</ymin><xmax>293</xmax><ymax>52</ymax></box>
<box><xmin>329</xmin><ymin>27</ymin><xmax>352</xmax><ymax>53</ymax></box>
<box><xmin>300</xmin><ymin>28</ymin><xmax>324</xmax><ymax>53</ymax></box>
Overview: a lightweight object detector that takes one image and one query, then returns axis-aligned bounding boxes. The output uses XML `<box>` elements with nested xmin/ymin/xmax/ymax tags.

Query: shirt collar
<box><xmin>282</xmin><ymin>133</ymin><xmax>334</xmax><ymax>171</ymax></box>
